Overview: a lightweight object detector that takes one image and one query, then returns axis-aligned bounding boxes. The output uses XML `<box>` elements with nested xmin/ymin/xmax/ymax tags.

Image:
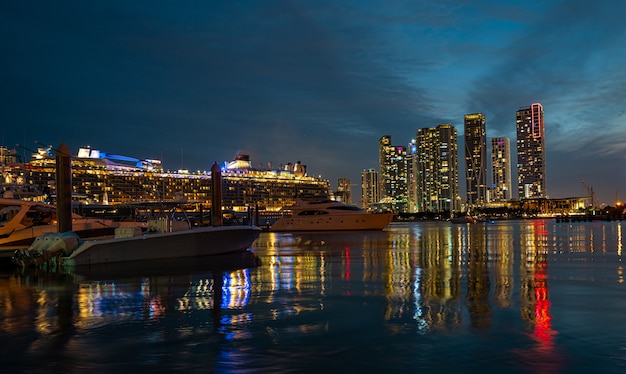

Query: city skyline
<box><xmin>2</xmin><ymin>1</ymin><xmax>625</xmax><ymax>205</ymax></box>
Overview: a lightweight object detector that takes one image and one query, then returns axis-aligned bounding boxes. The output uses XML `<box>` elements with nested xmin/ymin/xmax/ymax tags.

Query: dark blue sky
<box><xmin>2</xmin><ymin>0</ymin><xmax>625</xmax><ymax>205</ymax></box>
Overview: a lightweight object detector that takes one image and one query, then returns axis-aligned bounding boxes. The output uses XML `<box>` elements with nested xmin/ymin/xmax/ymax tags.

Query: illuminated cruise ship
<box><xmin>5</xmin><ymin>146</ymin><xmax>331</xmax><ymax>212</ymax></box>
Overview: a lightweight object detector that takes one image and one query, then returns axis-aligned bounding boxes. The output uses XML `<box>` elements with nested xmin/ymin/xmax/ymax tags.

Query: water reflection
<box><xmin>1</xmin><ymin>220</ymin><xmax>625</xmax><ymax>372</ymax></box>
<box><xmin>250</xmin><ymin>221</ymin><xmax>624</xmax><ymax>343</ymax></box>
<box><xmin>0</xmin><ymin>252</ymin><xmax>259</xmax><ymax>370</ymax></box>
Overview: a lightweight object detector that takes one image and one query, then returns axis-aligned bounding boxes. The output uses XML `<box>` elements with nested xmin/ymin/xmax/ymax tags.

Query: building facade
<box><xmin>336</xmin><ymin>178</ymin><xmax>351</xmax><ymax>205</ymax></box>
<box><xmin>406</xmin><ymin>140</ymin><xmax>418</xmax><ymax>213</ymax></box>
<box><xmin>378</xmin><ymin>136</ymin><xmax>407</xmax><ymax>212</ymax></box>
<box><xmin>415</xmin><ymin>124</ymin><xmax>460</xmax><ymax>212</ymax></box>
<box><xmin>516</xmin><ymin>103</ymin><xmax>546</xmax><ymax>199</ymax></box>
<box><xmin>360</xmin><ymin>169</ymin><xmax>380</xmax><ymax>210</ymax></box>
<box><xmin>378</xmin><ymin>135</ymin><xmax>392</xmax><ymax>199</ymax></box>
<box><xmin>464</xmin><ymin>113</ymin><xmax>487</xmax><ymax>207</ymax></box>
<box><xmin>491</xmin><ymin>137</ymin><xmax>512</xmax><ymax>202</ymax></box>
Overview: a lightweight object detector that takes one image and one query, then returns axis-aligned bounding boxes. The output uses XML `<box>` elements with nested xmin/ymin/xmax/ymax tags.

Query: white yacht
<box><xmin>0</xmin><ymin>198</ymin><xmax>128</xmax><ymax>256</ymax></box>
<box><xmin>270</xmin><ymin>198</ymin><xmax>394</xmax><ymax>232</ymax></box>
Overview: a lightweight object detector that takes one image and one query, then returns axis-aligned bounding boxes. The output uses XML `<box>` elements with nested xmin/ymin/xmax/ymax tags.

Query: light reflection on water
<box><xmin>0</xmin><ymin>220</ymin><xmax>625</xmax><ymax>373</ymax></box>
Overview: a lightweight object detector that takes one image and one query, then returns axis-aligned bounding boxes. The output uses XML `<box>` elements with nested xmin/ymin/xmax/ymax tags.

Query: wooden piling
<box><xmin>56</xmin><ymin>142</ymin><xmax>73</xmax><ymax>233</ymax></box>
<box><xmin>211</xmin><ymin>162</ymin><xmax>223</xmax><ymax>227</ymax></box>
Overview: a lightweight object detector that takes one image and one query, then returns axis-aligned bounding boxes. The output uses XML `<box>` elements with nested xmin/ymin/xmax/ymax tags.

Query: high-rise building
<box><xmin>516</xmin><ymin>103</ymin><xmax>546</xmax><ymax>199</ymax></box>
<box><xmin>361</xmin><ymin>169</ymin><xmax>380</xmax><ymax>209</ymax></box>
<box><xmin>336</xmin><ymin>178</ymin><xmax>351</xmax><ymax>205</ymax></box>
<box><xmin>379</xmin><ymin>135</ymin><xmax>392</xmax><ymax>182</ymax></box>
<box><xmin>415</xmin><ymin>124</ymin><xmax>459</xmax><ymax>212</ymax></box>
<box><xmin>464</xmin><ymin>113</ymin><xmax>487</xmax><ymax>207</ymax></box>
<box><xmin>406</xmin><ymin>139</ymin><xmax>418</xmax><ymax>213</ymax></box>
<box><xmin>378</xmin><ymin>135</ymin><xmax>407</xmax><ymax>212</ymax></box>
<box><xmin>491</xmin><ymin>137</ymin><xmax>512</xmax><ymax>202</ymax></box>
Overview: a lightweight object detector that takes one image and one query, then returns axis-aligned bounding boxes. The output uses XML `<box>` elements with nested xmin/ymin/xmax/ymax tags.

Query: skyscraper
<box><xmin>415</xmin><ymin>124</ymin><xmax>459</xmax><ymax>212</ymax></box>
<box><xmin>379</xmin><ymin>135</ymin><xmax>392</xmax><ymax>181</ymax></box>
<box><xmin>378</xmin><ymin>135</ymin><xmax>407</xmax><ymax>212</ymax></box>
<box><xmin>516</xmin><ymin>103</ymin><xmax>546</xmax><ymax>199</ymax></box>
<box><xmin>464</xmin><ymin>113</ymin><xmax>487</xmax><ymax>207</ymax></box>
<box><xmin>491</xmin><ymin>137</ymin><xmax>512</xmax><ymax>202</ymax></box>
<box><xmin>361</xmin><ymin>169</ymin><xmax>380</xmax><ymax>209</ymax></box>
<box><xmin>336</xmin><ymin>178</ymin><xmax>351</xmax><ymax>205</ymax></box>
<box><xmin>406</xmin><ymin>139</ymin><xmax>418</xmax><ymax>213</ymax></box>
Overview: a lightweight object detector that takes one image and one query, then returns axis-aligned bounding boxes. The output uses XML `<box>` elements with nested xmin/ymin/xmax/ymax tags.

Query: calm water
<box><xmin>1</xmin><ymin>219</ymin><xmax>625</xmax><ymax>373</ymax></box>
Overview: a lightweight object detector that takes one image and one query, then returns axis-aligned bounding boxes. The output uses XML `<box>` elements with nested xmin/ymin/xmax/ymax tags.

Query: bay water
<box><xmin>1</xmin><ymin>219</ymin><xmax>625</xmax><ymax>373</ymax></box>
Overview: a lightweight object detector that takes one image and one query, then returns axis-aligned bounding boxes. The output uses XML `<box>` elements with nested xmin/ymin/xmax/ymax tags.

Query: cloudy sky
<box><xmin>2</xmin><ymin>0</ymin><xmax>625</xmax><ymax>205</ymax></box>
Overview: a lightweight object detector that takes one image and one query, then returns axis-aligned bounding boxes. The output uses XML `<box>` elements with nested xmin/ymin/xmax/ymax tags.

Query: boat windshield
<box><xmin>296</xmin><ymin>210</ymin><xmax>329</xmax><ymax>216</ymax></box>
<box><xmin>0</xmin><ymin>205</ymin><xmax>22</xmax><ymax>227</ymax></box>
<box><xmin>327</xmin><ymin>206</ymin><xmax>363</xmax><ymax>211</ymax></box>
<box><xmin>27</xmin><ymin>206</ymin><xmax>56</xmax><ymax>226</ymax></box>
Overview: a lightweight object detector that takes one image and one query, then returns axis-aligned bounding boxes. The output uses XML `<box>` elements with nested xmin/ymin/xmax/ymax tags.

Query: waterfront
<box><xmin>1</xmin><ymin>219</ymin><xmax>625</xmax><ymax>373</ymax></box>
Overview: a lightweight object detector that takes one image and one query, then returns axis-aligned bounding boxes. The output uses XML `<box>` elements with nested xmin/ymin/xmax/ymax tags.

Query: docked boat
<box><xmin>11</xmin><ymin>217</ymin><xmax>262</xmax><ymax>268</ymax></box>
<box><xmin>0</xmin><ymin>198</ymin><xmax>134</xmax><ymax>257</ymax></box>
<box><xmin>270</xmin><ymin>198</ymin><xmax>394</xmax><ymax>232</ymax></box>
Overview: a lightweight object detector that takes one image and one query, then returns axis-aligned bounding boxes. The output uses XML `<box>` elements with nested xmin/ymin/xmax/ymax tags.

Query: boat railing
<box><xmin>147</xmin><ymin>216</ymin><xmax>191</xmax><ymax>233</ymax></box>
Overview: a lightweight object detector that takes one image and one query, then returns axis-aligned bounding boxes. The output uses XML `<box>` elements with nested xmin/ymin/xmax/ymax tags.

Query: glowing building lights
<box><xmin>22</xmin><ymin>147</ymin><xmax>331</xmax><ymax>211</ymax></box>
<box><xmin>464</xmin><ymin>113</ymin><xmax>487</xmax><ymax>207</ymax></box>
<box><xmin>516</xmin><ymin>103</ymin><xmax>546</xmax><ymax>199</ymax></box>
<box><xmin>414</xmin><ymin>124</ymin><xmax>459</xmax><ymax>212</ymax></box>
<box><xmin>491</xmin><ymin>137</ymin><xmax>512</xmax><ymax>202</ymax></box>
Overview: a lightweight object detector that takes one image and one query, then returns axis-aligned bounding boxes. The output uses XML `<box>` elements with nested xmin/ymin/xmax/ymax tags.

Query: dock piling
<box><xmin>211</xmin><ymin>162</ymin><xmax>223</xmax><ymax>227</ymax></box>
<box><xmin>56</xmin><ymin>142</ymin><xmax>73</xmax><ymax>233</ymax></box>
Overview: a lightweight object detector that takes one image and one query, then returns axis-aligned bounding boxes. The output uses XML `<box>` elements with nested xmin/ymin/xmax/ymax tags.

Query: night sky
<box><xmin>2</xmin><ymin>1</ymin><xmax>625</xmax><ymax>205</ymax></box>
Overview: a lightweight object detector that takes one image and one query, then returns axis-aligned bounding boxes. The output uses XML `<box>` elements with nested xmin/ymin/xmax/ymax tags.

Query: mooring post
<box><xmin>56</xmin><ymin>142</ymin><xmax>73</xmax><ymax>233</ymax></box>
<box><xmin>211</xmin><ymin>162</ymin><xmax>223</xmax><ymax>227</ymax></box>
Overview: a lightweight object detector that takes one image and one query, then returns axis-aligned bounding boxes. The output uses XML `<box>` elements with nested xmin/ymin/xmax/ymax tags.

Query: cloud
<box><xmin>2</xmin><ymin>0</ymin><xmax>625</xmax><ymax>204</ymax></box>
<box><xmin>467</xmin><ymin>0</ymin><xmax>626</xmax><ymax>133</ymax></box>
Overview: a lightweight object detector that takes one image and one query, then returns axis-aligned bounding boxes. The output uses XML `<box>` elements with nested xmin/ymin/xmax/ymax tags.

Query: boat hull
<box><xmin>69</xmin><ymin>251</ymin><xmax>261</xmax><ymax>279</ymax></box>
<box><xmin>270</xmin><ymin>213</ymin><xmax>394</xmax><ymax>232</ymax></box>
<box><xmin>64</xmin><ymin>225</ymin><xmax>261</xmax><ymax>266</ymax></box>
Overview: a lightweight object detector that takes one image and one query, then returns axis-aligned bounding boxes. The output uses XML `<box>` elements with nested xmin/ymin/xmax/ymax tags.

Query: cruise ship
<box><xmin>2</xmin><ymin>145</ymin><xmax>332</xmax><ymax>214</ymax></box>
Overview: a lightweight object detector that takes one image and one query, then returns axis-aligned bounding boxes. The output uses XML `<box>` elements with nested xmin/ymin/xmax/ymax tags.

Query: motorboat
<box><xmin>11</xmin><ymin>216</ymin><xmax>261</xmax><ymax>268</ymax></box>
<box><xmin>270</xmin><ymin>198</ymin><xmax>394</xmax><ymax>231</ymax></box>
<box><xmin>0</xmin><ymin>198</ymin><xmax>134</xmax><ymax>257</ymax></box>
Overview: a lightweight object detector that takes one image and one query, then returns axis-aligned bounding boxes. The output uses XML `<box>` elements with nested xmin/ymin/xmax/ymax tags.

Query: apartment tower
<box><xmin>361</xmin><ymin>169</ymin><xmax>380</xmax><ymax>209</ymax></box>
<box><xmin>491</xmin><ymin>137</ymin><xmax>512</xmax><ymax>201</ymax></box>
<box><xmin>516</xmin><ymin>103</ymin><xmax>546</xmax><ymax>199</ymax></box>
<box><xmin>336</xmin><ymin>178</ymin><xmax>351</xmax><ymax>205</ymax></box>
<box><xmin>464</xmin><ymin>113</ymin><xmax>487</xmax><ymax>207</ymax></box>
<box><xmin>415</xmin><ymin>124</ymin><xmax>459</xmax><ymax>212</ymax></box>
<box><xmin>406</xmin><ymin>139</ymin><xmax>418</xmax><ymax>213</ymax></box>
<box><xmin>378</xmin><ymin>135</ymin><xmax>407</xmax><ymax>212</ymax></box>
